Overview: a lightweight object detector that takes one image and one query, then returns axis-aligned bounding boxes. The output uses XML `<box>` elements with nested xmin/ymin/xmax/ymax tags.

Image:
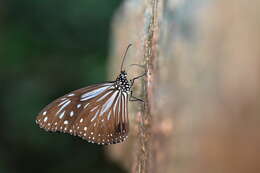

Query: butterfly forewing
<box><xmin>36</xmin><ymin>82</ymin><xmax>129</xmax><ymax>145</ymax></box>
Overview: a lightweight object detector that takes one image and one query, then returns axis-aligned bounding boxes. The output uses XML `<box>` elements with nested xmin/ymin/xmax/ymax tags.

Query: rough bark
<box><xmin>107</xmin><ymin>0</ymin><xmax>260</xmax><ymax>173</ymax></box>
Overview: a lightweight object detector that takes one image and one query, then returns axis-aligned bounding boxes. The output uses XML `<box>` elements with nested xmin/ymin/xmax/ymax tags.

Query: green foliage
<box><xmin>0</xmin><ymin>0</ymin><xmax>125</xmax><ymax>173</ymax></box>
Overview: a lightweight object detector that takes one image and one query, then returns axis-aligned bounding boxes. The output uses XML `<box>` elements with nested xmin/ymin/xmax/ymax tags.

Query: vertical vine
<box><xmin>134</xmin><ymin>0</ymin><xmax>159</xmax><ymax>172</ymax></box>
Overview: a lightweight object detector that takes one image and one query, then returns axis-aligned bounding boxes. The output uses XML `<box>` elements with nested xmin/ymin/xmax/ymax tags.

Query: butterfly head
<box><xmin>120</xmin><ymin>70</ymin><xmax>127</xmax><ymax>78</ymax></box>
<box><xmin>114</xmin><ymin>71</ymin><xmax>131</xmax><ymax>93</ymax></box>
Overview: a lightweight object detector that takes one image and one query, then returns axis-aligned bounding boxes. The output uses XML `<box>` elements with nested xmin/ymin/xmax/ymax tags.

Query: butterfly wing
<box><xmin>74</xmin><ymin>89</ymin><xmax>129</xmax><ymax>144</ymax></box>
<box><xmin>36</xmin><ymin>82</ymin><xmax>129</xmax><ymax>145</ymax></box>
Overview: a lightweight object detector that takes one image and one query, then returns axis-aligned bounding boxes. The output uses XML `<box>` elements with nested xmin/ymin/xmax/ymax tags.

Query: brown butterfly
<box><xmin>35</xmin><ymin>44</ymin><xmax>145</xmax><ymax>145</ymax></box>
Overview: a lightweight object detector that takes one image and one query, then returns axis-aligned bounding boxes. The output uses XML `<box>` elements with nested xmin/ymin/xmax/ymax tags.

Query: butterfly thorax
<box><xmin>114</xmin><ymin>71</ymin><xmax>131</xmax><ymax>93</ymax></box>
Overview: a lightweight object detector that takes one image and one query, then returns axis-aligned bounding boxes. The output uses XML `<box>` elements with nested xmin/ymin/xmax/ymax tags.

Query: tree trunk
<box><xmin>107</xmin><ymin>0</ymin><xmax>260</xmax><ymax>173</ymax></box>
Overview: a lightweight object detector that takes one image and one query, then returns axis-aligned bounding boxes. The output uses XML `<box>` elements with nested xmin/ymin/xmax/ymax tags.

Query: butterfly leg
<box><xmin>129</xmin><ymin>66</ymin><xmax>146</xmax><ymax>107</ymax></box>
<box><xmin>128</xmin><ymin>64</ymin><xmax>145</xmax><ymax>70</ymax></box>
<box><xmin>130</xmin><ymin>69</ymin><xmax>147</xmax><ymax>85</ymax></box>
<box><xmin>129</xmin><ymin>91</ymin><xmax>146</xmax><ymax>110</ymax></box>
<box><xmin>129</xmin><ymin>91</ymin><xmax>144</xmax><ymax>102</ymax></box>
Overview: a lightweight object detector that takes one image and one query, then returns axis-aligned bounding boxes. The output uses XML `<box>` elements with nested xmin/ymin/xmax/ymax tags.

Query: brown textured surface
<box><xmin>107</xmin><ymin>0</ymin><xmax>260</xmax><ymax>173</ymax></box>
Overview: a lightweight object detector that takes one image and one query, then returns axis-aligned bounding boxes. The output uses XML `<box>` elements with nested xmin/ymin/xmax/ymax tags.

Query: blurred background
<box><xmin>0</xmin><ymin>0</ymin><xmax>126</xmax><ymax>173</ymax></box>
<box><xmin>2</xmin><ymin>0</ymin><xmax>260</xmax><ymax>173</ymax></box>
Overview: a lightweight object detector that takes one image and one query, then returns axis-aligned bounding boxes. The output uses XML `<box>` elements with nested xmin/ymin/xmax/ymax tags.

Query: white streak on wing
<box><xmin>123</xmin><ymin>92</ymin><xmax>128</xmax><ymax>123</ymax></box>
<box><xmin>90</xmin><ymin>106</ymin><xmax>99</xmax><ymax>112</ymax></box>
<box><xmin>113</xmin><ymin>92</ymin><xmax>120</xmax><ymax>113</ymax></box>
<box><xmin>97</xmin><ymin>90</ymin><xmax>113</xmax><ymax>101</ymax></box>
<box><xmin>100</xmin><ymin>91</ymin><xmax>118</xmax><ymax>116</ymax></box>
<box><xmin>107</xmin><ymin>111</ymin><xmax>111</xmax><ymax>120</ymax></box>
<box><xmin>56</xmin><ymin>100</ymin><xmax>71</xmax><ymax>115</ymax></box>
<box><xmin>116</xmin><ymin>93</ymin><xmax>122</xmax><ymax>125</ymax></box>
<box><xmin>120</xmin><ymin>94</ymin><xmax>124</xmax><ymax>124</ymax></box>
<box><xmin>68</xmin><ymin>93</ymin><xmax>75</xmax><ymax>97</ymax></box>
<box><xmin>58</xmin><ymin>99</ymin><xmax>69</xmax><ymax>106</ymax></box>
<box><xmin>125</xmin><ymin>95</ymin><xmax>128</xmax><ymax>123</ymax></box>
<box><xmin>84</xmin><ymin>103</ymin><xmax>89</xmax><ymax>109</ymax></box>
<box><xmin>121</xmin><ymin>94</ymin><xmax>125</xmax><ymax>123</ymax></box>
<box><xmin>80</xmin><ymin>85</ymin><xmax>112</xmax><ymax>101</ymax></box>
<box><xmin>123</xmin><ymin>92</ymin><xmax>128</xmax><ymax>101</ymax></box>
<box><xmin>91</xmin><ymin>110</ymin><xmax>99</xmax><ymax>122</ymax></box>
<box><xmin>118</xmin><ymin>93</ymin><xmax>121</xmax><ymax>117</ymax></box>
<box><xmin>59</xmin><ymin>111</ymin><xmax>65</xmax><ymax>119</ymax></box>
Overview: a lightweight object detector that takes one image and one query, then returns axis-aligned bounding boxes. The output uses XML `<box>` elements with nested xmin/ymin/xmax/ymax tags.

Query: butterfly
<box><xmin>35</xmin><ymin>44</ymin><xmax>145</xmax><ymax>145</ymax></box>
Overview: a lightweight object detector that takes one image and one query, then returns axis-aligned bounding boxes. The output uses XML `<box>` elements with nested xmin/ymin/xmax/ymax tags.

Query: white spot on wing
<box><xmin>80</xmin><ymin>118</ymin><xmax>83</xmax><ymax>123</ymax></box>
<box><xmin>43</xmin><ymin>111</ymin><xmax>47</xmax><ymax>115</ymax></box>
<box><xmin>68</xmin><ymin>93</ymin><xmax>75</xmax><ymax>97</ymax></box>
<box><xmin>77</xmin><ymin>104</ymin><xmax>81</xmax><ymax>108</ymax></box>
<box><xmin>44</xmin><ymin>117</ymin><xmax>48</xmax><ymax>122</ymax></box>
<box><xmin>70</xmin><ymin>111</ymin><xmax>74</xmax><ymax>117</ymax></box>
<box><xmin>64</xmin><ymin>120</ymin><xmax>69</xmax><ymax>124</ymax></box>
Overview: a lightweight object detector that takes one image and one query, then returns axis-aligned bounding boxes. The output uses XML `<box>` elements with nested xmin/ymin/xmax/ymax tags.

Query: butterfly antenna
<box><xmin>120</xmin><ymin>44</ymin><xmax>132</xmax><ymax>72</ymax></box>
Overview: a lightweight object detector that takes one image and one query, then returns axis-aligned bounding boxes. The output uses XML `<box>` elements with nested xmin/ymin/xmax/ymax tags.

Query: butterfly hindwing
<box><xmin>74</xmin><ymin>90</ymin><xmax>129</xmax><ymax>144</ymax></box>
